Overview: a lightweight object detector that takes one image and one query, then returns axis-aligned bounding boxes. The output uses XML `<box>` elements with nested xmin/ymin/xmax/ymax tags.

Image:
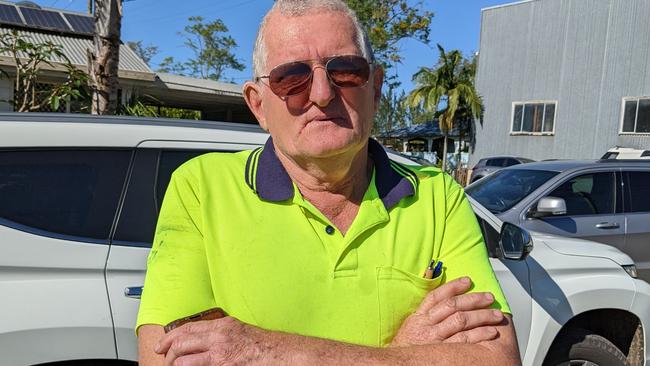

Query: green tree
<box><xmin>345</xmin><ymin>0</ymin><xmax>433</xmax><ymax>87</ymax></box>
<box><xmin>373</xmin><ymin>87</ymin><xmax>433</xmax><ymax>136</ymax></box>
<box><xmin>373</xmin><ymin>86</ymin><xmax>406</xmax><ymax>134</ymax></box>
<box><xmin>157</xmin><ymin>56</ymin><xmax>187</xmax><ymax>75</ymax></box>
<box><xmin>157</xmin><ymin>16</ymin><xmax>244</xmax><ymax>81</ymax></box>
<box><xmin>127</xmin><ymin>40</ymin><xmax>159</xmax><ymax>66</ymax></box>
<box><xmin>0</xmin><ymin>30</ymin><xmax>89</xmax><ymax>112</ymax></box>
<box><xmin>406</xmin><ymin>44</ymin><xmax>482</xmax><ymax>172</ymax></box>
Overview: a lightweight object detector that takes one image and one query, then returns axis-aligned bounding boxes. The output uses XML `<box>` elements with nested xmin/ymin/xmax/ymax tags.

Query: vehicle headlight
<box><xmin>622</xmin><ymin>265</ymin><xmax>638</xmax><ymax>278</ymax></box>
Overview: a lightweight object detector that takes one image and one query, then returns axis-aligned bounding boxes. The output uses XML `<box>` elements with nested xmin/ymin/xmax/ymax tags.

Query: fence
<box><xmin>454</xmin><ymin>168</ymin><xmax>472</xmax><ymax>187</ymax></box>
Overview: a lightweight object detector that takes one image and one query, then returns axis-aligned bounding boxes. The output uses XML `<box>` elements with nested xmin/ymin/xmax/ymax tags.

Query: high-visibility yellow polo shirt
<box><xmin>136</xmin><ymin>137</ymin><xmax>510</xmax><ymax>347</ymax></box>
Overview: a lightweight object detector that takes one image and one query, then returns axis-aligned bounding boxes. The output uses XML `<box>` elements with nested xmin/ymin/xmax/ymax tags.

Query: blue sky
<box><xmin>34</xmin><ymin>0</ymin><xmax>512</xmax><ymax>92</ymax></box>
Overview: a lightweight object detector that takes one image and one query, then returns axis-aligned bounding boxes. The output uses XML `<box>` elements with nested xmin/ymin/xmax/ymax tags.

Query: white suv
<box><xmin>602</xmin><ymin>147</ymin><xmax>650</xmax><ymax>160</ymax></box>
<box><xmin>0</xmin><ymin>113</ymin><xmax>648</xmax><ymax>366</ymax></box>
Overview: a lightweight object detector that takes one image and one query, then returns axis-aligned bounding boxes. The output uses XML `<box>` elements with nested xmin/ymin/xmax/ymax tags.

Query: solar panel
<box><xmin>19</xmin><ymin>7</ymin><xmax>71</xmax><ymax>32</ymax></box>
<box><xmin>64</xmin><ymin>13</ymin><xmax>93</xmax><ymax>34</ymax></box>
<box><xmin>0</xmin><ymin>4</ymin><xmax>24</xmax><ymax>25</ymax></box>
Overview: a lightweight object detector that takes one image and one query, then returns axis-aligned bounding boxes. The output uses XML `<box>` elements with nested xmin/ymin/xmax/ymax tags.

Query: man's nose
<box><xmin>309</xmin><ymin>65</ymin><xmax>335</xmax><ymax>107</ymax></box>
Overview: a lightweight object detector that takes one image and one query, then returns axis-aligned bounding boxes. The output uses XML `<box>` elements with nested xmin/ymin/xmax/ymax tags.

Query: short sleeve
<box><xmin>437</xmin><ymin>174</ymin><xmax>511</xmax><ymax>313</ymax></box>
<box><xmin>135</xmin><ymin>167</ymin><xmax>217</xmax><ymax>335</ymax></box>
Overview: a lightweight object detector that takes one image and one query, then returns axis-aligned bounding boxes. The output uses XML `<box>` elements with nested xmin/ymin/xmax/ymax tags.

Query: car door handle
<box><xmin>595</xmin><ymin>222</ymin><xmax>620</xmax><ymax>229</ymax></box>
<box><xmin>125</xmin><ymin>286</ymin><xmax>143</xmax><ymax>299</ymax></box>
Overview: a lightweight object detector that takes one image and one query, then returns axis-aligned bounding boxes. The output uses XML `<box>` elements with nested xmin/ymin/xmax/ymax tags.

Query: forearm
<box><xmin>260</xmin><ymin>328</ymin><xmax>520</xmax><ymax>366</ymax></box>
<box><xmin>151</xmin><ymin>311</ymin><xmax>520</xmax><ymax>365</ymax></box>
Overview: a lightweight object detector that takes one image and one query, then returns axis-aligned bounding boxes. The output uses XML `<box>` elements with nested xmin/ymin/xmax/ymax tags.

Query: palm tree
<box><xmin>406</xmin><ymin>44</ymin><xmax>483</xmax><ymax>172</ymax></box>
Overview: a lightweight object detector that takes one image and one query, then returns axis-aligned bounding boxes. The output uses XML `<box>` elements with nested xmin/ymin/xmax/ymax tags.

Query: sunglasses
<box><xmin>256</xmin><ymin>55</ymin><xmax>372</xmax><ymax>98</ymax></box>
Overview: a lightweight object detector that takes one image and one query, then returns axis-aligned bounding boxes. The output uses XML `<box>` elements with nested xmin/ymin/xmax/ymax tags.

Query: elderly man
<box><xmin>137</xmin><ymin>0</ymin><xmax>520</xmax><ymax>364</ymax></box>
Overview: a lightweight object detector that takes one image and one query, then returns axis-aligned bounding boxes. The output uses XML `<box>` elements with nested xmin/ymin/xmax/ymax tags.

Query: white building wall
<box><xmin>471</xmin><ymin>0</ymin><xmax>650</xmax><ymax>165</ymax></box>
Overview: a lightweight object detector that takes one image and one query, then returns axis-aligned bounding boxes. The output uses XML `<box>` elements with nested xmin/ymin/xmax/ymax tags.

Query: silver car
<box><xmin>466</xmin><ymin>159</ymin><xmax>650</xmax><ymax>282</ymax></box>
<box><xmin>470</xmin><ymin>155</ymin><xmax>534</xmax><ymax>183</ymax></box>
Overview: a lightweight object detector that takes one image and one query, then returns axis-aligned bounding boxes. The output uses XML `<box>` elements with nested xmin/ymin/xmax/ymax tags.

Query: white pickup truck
<box><xmin>0</xmin><ymin>114</ymin><xmax>647</xmax><ymax>366</ymax></box>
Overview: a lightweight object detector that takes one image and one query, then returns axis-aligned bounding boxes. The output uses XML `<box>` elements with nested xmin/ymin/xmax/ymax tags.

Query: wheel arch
<box><xmin>544</xmin><ymin>309</ymin><xmax>643</xmax><ymax>366</ymax></box>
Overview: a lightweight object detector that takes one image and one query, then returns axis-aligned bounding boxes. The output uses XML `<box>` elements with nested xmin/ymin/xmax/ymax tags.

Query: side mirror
<box><xmin>498</xmin><ymin>222</ymin><xmax>533</xmax><ymax>260</ymax></box>
<box><xmin>529</xmin><ymin>196</ymin><xmax>567</xmax><ymax>218</ymax></box>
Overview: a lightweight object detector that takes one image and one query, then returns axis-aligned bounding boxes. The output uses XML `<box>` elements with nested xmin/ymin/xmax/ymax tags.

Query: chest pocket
<box><xmin>376</xmin><ymin>266</ymin><xmax>444</xmax><ymax>346</ymax></box>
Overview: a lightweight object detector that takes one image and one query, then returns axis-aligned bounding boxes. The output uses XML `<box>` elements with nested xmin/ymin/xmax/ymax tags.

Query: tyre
<box><xmin>544</xmin><ymin>328</ymin><xmax>629</xmax><ymax>366</ymax></box>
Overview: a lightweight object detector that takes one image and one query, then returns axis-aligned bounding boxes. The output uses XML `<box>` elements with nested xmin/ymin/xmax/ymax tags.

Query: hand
<box><xmin>390</xmin><ymin>277</ymin><xmax>505</xmax><ymax>347</ymax></box>
<box><xmin>155</xmin><ymin>316</ymin><xmax>272</xmax><ymax>366</ymax></box>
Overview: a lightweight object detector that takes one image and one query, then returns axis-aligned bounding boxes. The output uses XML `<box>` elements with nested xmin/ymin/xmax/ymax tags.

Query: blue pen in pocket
<box><xmin>432</xmin><ymin>260</ymin><xmax>443</xmax><ymax>278</ymax></box>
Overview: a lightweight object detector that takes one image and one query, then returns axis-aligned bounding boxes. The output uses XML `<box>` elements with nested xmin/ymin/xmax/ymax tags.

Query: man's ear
<box><xmin>243</xmin><ymin>81</ymin><xmax>268</xmax><ymax>131</ymax></box>
<box><xmin>371</xmin><ymin>66</ymin><xmax>384</xmax><ymax>112</ymax></box>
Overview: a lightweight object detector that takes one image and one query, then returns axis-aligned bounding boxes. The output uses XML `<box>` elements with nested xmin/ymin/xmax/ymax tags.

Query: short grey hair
<box><xmin>252</xmin><ymin>0</ymin><xmax>374</xmax><ymax>78</ymax></box>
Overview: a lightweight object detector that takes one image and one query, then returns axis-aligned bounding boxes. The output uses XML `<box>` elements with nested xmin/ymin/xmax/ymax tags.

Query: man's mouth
<box><xmin>311</xmin><ymin>116</ymin><xmax>343</xmax><ymax>122</ymax></box>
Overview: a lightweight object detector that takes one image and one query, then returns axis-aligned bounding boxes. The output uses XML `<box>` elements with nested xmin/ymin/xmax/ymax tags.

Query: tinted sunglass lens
<box><xmin>269</xmin><ymin>62</ymin><xmax>312</xmax><ymax>97</ymax></box>
<box><xmin>327</xmin><ymin>56</ymin><xmax>370</xmax><ymax>88</ymax></box>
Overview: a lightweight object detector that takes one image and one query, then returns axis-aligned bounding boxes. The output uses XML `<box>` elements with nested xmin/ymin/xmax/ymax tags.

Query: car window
<box><xmin>624</xmin><ymin>171</ymin><xmax>650</xmax><ymax>213</ymax></box>
<box><xmin>466</xmin><ymin>169</ymin><xmax>559</xmax><ymax>214</ymax></box>
<box><xmin>476</xmin><ymin>215</ymin><xmax>499</xmax><ymax>258</ymax></box>
<box><xmin>548</xmin><ymin>172</ymin><xmax>616</xmax><ymax>216</ymax></box>
<box><xmin>601</xmin><ymin>152</ymin><xmax>618</xmax><ymax>160</ymax></box>
<box><xmin>503</xmin><ymin>158</ymin><xmax>519</xmax><ymax>167</ymax></box>
<box><xmin>156</xmin><ymin>151</ymin><xmax>213</xmax><ymax>209</ymax></box>
<box><xmin>486</xmin><ymin>158</ymin><xmax>505</xmax><ymax>167</ymax></box>
<box><xmin>113</xmin><ymin>149</ymin><xmax>221</xmax><ymax>246</ymax></box>
<box><xmin>0</xmin><ymin>150</ymin><xmax>131</xmax><ymax>242</ymax></box>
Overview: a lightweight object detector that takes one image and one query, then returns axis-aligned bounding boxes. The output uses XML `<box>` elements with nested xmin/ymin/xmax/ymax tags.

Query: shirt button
<box><xmin>325</xmin><ymin>225</ymin><xmax>335</xmax><ymax>235</ymax></box>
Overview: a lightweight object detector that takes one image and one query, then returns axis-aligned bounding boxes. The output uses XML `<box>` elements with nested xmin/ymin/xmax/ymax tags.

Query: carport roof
<box><xmin>379</xmin><ymin>119</ymin><xmax>464</xmax><ymax>138</ymax></box>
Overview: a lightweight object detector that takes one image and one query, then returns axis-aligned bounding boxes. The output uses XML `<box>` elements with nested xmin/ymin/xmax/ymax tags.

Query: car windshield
<box><xmin>465</xmin><ymin>169</ymin><xmax>559</xmax><ymax>214</ymax></box>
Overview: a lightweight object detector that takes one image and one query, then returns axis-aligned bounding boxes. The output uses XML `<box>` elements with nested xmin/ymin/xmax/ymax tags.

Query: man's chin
<box><xmin>296</xmin><ymin>138</ymin><xmax>366</xmax><ymax>160</ymax></box>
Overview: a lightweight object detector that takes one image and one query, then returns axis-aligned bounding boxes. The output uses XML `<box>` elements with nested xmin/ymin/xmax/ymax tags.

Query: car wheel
<box><xmin>544</xmin><ymin>328</ymin><xmax>630</xmax><ymax>366</ymax></box>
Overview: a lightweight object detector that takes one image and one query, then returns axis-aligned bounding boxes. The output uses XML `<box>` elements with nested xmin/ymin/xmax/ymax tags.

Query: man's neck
<box><xmin>274</xmin><ymin>143</ymin><xmax>372</xmax><ymax>234</ymax></box>
<box><xmin>274</xmin><ymin>143</ymin><xmax>371</xmax><ymax>200</ymax></box>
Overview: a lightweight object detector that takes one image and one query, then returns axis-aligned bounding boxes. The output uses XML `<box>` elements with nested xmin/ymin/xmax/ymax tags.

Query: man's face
<box><xmin>244</xmin><ymin>10</ymin><xmax>383</xmax><ymax>162</ymax></box>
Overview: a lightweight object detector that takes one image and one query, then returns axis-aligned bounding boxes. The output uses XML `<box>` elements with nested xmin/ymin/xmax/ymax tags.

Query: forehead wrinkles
<box><xmin>263</xmin><ymin>11</ymin><xmax>360</xmax><ymax>67</ymax></box>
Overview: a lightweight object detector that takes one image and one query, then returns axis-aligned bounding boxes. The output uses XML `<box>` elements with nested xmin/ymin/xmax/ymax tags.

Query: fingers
<box><xmin>157</xmin><ymin>320</ymin><xmax>214</xmax><ymax>354</ymax></box>
<box><xmin>415</xmin><ymin>277</ymin><xmax>473</xmax><ymax>314</ymax></box>
<box><xmin>172</xmin><ymin>352</ymin><xmax>211</xmax><ymax>366</ymax></box>
<box><xmin>444</xmin><ymin>326</ymin><xmax>499</xmax><ymax>344</ymax></box>
<box><xmin>163</xmin><ymin>334</ymin><xmax>211</xmax><ymax>366</ymax></box>
<box><xmin>434</xmin><ymin>309</ymin><xmax>504</xmax><ymax>340</ymax></box>
<box><xmin>426</xmin><ymin>292</ymin><xmax>496</xmax><ymax>325</ymax></box>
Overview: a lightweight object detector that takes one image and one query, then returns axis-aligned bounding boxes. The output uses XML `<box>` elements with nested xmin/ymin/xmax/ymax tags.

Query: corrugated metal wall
<box><xmin>471</xmin><ymin>0</ymin><xmax>650</xmax><ymax>164</ymax></box>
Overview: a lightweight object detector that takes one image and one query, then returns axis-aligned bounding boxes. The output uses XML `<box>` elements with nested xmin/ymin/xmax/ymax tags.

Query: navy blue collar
<box><xmin>245</xmin><ymin>137</ymin><xmax>418</xmax><ymax>209</ymax></box>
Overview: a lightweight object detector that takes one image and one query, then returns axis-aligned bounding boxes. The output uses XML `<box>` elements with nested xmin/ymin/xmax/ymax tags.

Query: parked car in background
<box><xmin>0</xmin><ymin>114</ymin><xmax>648</xmax><ymax>366</ymax></box>
<box><xmin>470</xmin><ymin>155</ymin><xmax>534</xmax><ymax>182</ymax></box>
<box><xmin>470</xmin><ymin>197</ymin><xmax>647</xmax><ymax>366</ymax></box>
<box><xmin>466</xmin><ymin>159</ymin><xmax>650</xmax><ymax>283</ymax></box>
<box><xmin>602</xmin><ymin>146</ymin><xmax>650</xmax><ymax>160</ymax></box>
